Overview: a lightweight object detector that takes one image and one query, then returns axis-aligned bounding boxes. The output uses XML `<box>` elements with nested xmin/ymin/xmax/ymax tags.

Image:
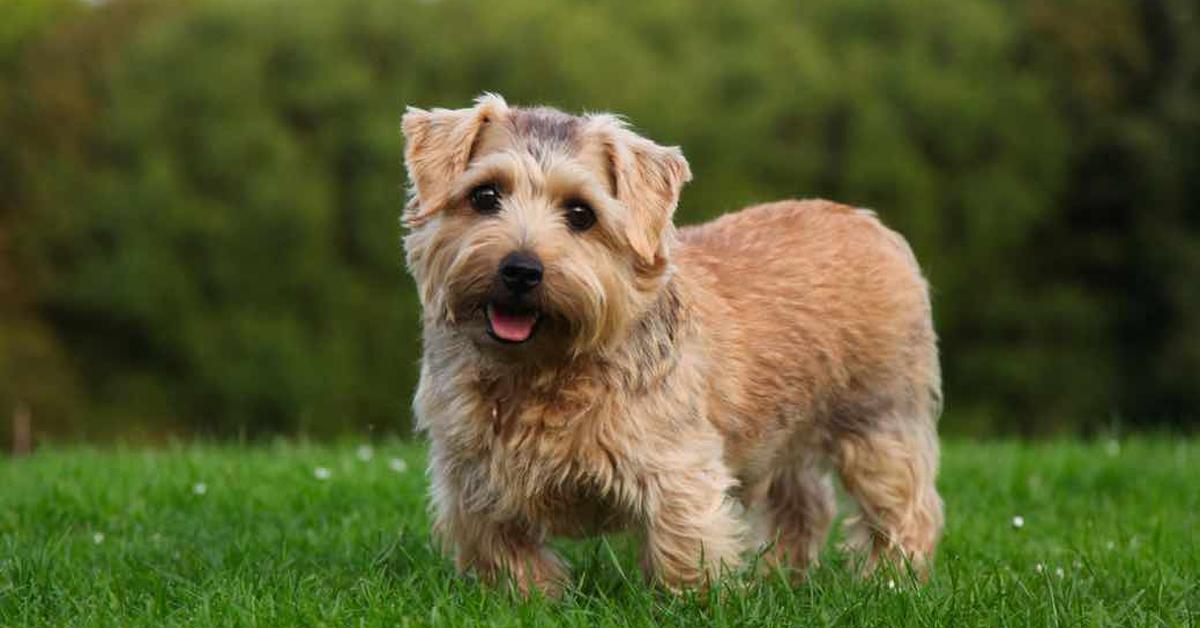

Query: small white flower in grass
<box><xmin>389</xmin><ymin>458</ymin><xmax>408</xmax><ymax>473</ymax></box>
<box><xmin>1035</xmin><ymin>563</ymin><xmax>1044</xmax><ymax>574</ymax></box>
<box><xmin>1012</xmin><ymin>515</ymin><xmax>1025</xmax><ymax>529</ymax></box>
<box><xmin>1054</xmin><ymin>567</ymin><xmax>1065</xmax><ymax>579</ymax></box>
<box><xmin>313</xmin><ymin>466</ymin><xmax>332</xmax><ymax>481</ymax></box>
<box><xmin>356</xmin><ymin>445</ymin><xmax>374</xmax><ymax>462</ymax></box>
<box><xmin>192</xmin><ymin>482</ymin><xmax>207</xmax><ymax>496</ymax></box>
<box><xmin>887</xmin><ymin>579</ymin><xmax>896</xmax><ymax>590</ymax></box>
<box><xmin>92</xmin><ymin>532</ymin><xmax>105</xmax><ymax>545</ymax></box>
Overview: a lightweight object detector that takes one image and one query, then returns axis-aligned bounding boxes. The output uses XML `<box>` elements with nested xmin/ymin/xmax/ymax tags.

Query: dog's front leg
<box><xmin>436</xmin><ymin>505</ymin><xmax>568</xmax><ymax>598</ymax></box>
<box><xmin>428</xmin><ymin>450</ymin><xmax>569</xmax><ymax>597</ymax></box>
<box><xmin>639</xmin><ymin>456</ymin><xmax>746</xmax><ymax>590</ymax></box>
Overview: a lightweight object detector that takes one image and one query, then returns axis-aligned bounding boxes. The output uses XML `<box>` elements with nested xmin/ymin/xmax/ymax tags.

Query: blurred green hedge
<box><xmin>1</xmin><ymin>0</ymin><xmax>1196</xmax><ymax>442</ymax></box>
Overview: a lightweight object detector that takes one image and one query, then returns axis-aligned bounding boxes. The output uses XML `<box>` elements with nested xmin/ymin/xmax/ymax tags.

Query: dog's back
<box><xmin>677</xmin><ymin>199</ymin><xmax>940</xmax><ymax>473</ymax></box>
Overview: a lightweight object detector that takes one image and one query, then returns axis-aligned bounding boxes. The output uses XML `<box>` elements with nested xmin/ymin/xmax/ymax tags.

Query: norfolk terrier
<box><xmin>402</xmin><ymin>94</ymin><xmax>943</xmax><ymax>595</ymax></box>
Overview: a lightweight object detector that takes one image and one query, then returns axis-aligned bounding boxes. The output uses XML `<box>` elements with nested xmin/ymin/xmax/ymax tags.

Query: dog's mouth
<box><xmin>485</xmin><ymin>303</ymin><xmax>541</xmax><ymax>344</ymax></box>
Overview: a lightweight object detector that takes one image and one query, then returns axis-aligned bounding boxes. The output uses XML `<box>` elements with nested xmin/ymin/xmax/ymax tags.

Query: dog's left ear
<box><xmin>402</xmin><ymin>93</ymin><xmax>509</xmax><ymax>226</ymax></box>
<box><xmin>588</xmin><ymin>116</ymin><xmax>692</xmax><ymax>266</ymax></box>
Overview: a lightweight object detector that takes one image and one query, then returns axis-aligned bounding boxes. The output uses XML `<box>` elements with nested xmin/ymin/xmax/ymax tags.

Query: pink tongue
<box><xmin>489</xmin><ymin>308</ymin><xmax>537</xmax><ymax>342</ymax></box>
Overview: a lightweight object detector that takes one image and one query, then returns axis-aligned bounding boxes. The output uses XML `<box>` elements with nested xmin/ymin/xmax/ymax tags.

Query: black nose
<box><xmin>499</xmin><ymin>252</ymin><xmax>543</xmax><ymax>293</ymax></box>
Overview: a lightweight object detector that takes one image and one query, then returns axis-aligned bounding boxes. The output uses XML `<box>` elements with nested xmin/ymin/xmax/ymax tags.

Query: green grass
<box><xmin>1</xmin><ymin>439</ymin><xmax>1196</xmax><ymax>626</ymax></box>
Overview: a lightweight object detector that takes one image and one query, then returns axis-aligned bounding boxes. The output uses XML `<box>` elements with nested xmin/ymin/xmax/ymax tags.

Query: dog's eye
<box><xmin>469</xmin><ymin>184</ymin><xmax>501</xmax><ymax>214</ymax></box>
<box><xmin>564</xmin><ymin>202</ymin><xmax>596</xmax><ymax>232</ymax></box>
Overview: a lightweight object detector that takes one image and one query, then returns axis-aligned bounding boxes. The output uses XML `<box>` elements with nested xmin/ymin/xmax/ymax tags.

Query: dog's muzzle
<box><xmin>486</xmin><ymin>252</ymin><xmax>543</xmax><ymax>343</ymax></box>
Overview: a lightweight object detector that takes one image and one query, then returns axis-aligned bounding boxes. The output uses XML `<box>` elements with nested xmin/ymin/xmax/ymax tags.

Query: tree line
<box><xmin>1</xmin><ymin>0</ymin><xmax>1196</xmax><ymax>444</ymax></box>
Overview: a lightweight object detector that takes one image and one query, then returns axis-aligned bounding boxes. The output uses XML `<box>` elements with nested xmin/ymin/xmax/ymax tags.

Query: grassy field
<box><xmin>1</xmin><ymin>439</ymin><xmax>1196</xmax><ymax>626</ymax></box>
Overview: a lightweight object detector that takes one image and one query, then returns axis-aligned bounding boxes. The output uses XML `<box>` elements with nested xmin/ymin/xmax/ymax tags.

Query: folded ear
<box><xmin>401</xmin><ymin>93</ymin><xmax>509</xmax><ymax>226</ymax></box>
<box><xmin>588</xmin><ymin>115</ymin><xmax>692</xmax><ymax>266</ymax></box>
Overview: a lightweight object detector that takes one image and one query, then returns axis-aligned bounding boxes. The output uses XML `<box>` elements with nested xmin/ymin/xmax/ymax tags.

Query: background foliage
<box><xmin>0</xmin><ymin>0</ymin><xmax>1196</xmax><ymax>443</ymax></box>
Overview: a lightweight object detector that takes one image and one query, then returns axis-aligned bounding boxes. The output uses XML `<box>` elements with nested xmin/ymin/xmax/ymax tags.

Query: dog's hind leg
<box><xmin>752</xmin><ymin>456</ymin><xmax>835</xmax><ymax>578</ymax></box>
<box><xmin>831</xmin><ymin>416</ymin><xmax>943</xmax><ymax>576</ymax></box>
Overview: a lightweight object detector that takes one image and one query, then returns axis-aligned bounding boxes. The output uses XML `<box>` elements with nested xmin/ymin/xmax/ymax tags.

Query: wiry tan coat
<box><xmin>402</xmin><ymin>94</ymin><xmax>943</xmax><ymax>595</ymax></box>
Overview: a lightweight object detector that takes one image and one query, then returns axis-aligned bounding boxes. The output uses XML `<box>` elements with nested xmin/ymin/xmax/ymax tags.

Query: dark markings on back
<box><xmin>620</xmin><ymin>283</ymin><xmax>683</xmax><ymax>392</ymax></box>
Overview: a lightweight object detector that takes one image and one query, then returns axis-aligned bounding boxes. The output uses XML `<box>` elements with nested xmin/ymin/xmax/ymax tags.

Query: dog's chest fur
<box><xmin>418</xmin><ymin>296</ymin><xmax>698</xmax><ymax>535</ymax></box>
<box><xmin>426</xmin><ymin>366</ymin><xmax>645</xmax><ymax>535</ymax></box>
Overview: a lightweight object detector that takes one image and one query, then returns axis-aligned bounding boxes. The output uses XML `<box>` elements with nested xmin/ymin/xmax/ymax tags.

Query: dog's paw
<box><xmin>495</xmin><ymin>549</ymin><xmax>570</xmax><ymax>600</ymax></box>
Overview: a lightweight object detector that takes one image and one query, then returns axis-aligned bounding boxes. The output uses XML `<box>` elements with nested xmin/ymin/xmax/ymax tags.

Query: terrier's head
<box><xmin>402</xmin><ymin>94</ymin><xmax>690</xmax><ymax>361</ymax></box>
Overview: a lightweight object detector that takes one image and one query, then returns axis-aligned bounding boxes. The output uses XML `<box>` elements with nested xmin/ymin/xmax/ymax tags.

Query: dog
<box><xmin>401</xmin><ymin>94</ymin><xmax>943</xmax><ymax>596</ymax></box>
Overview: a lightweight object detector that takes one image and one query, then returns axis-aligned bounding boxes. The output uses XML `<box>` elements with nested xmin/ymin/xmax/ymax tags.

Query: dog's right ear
<box><xmin>402</xmin><ymin>93</ymin><xmax>509</xmax><ymax>226</ymax></box>
<box><xmin>586</xmin><ymin>115</ymin><xmax>692</xmax><ymax>268</ymax></box>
